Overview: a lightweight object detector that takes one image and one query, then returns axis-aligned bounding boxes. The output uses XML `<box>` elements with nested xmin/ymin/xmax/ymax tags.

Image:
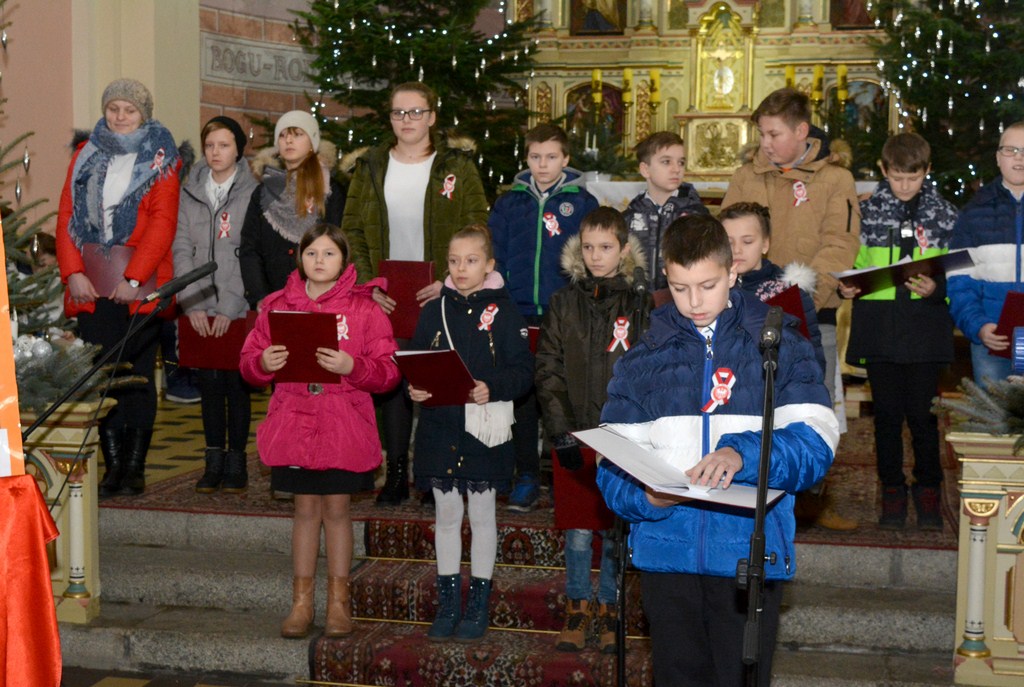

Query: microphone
<box><xmin>142</xmin><ymin>262</ymin><xmax>218</xmax><ymax>303</ymax></box>
<box><xmin>633</xmin><ymin>266</ymin><xmax>648</xmax><ymax>296</ymax></box>
<box><xmin>759</xmin><ymin>305</ymin><xmax>784</xmax><ymax>351</ymax></box>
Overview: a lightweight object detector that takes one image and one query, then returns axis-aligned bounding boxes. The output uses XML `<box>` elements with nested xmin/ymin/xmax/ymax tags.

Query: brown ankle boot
<box><xmin>596</xmin><ymin>602</ymin><xmax>617</xmax><ymax>654</ymax></box>
<box><xmin>281</xmin><ymin>577</ymin><xmax>314</xmax><ymax>638</ymax></box>
<box><xmin>325</xmin><ymin>576</ymin><xmax>353</xmax><ymax>637</ymax></box>
<box><xmin>555</xmin><ymin>598</ymin><xmax>590</xmax><ymax>652</ymax></box>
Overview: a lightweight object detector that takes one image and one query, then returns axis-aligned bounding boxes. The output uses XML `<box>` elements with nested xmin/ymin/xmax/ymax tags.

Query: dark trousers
<box><xmin>379</xmin><ymin>338</ymin><xmax>413</xmax><ymax>463</ymax></box>
<box><xmin>76</xmin><ymin>298</ymin><xmax>162</xmax><ymax>432</ymax></box>
<box><xmin>197</xmin><ymin>369</ymin><xmax>251</xmax><ymax>451</ymax></box>
<box><xmin>641</xmin><ymin>571</ymin><xmax>782</xmax><ymax>687</ymax></box>
<box><xmin>865</xmin><ymin>362</ymin><xmax>943</xmax><ymax>488</ymax></box>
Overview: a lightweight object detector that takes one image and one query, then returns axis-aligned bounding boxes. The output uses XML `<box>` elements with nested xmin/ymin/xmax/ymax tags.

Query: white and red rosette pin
<box><xmin>151</xmin><ymin>147</ymin><xmax>166</xmax><ymax>171</ymax></box>
<box><xmin>606</xmin><ymin>316</ymin><xmax>631</xmax><ymax>352</ymax></box>
<box><xmin>701</xmin><ymin>367</ymin><xmax>736</xmax><ymax>413</ymax></box>
<box><xmin>218</xmin><ymin>211</ymin><xmax>231</xmax><ymax>239</ymax></box>
<box><xmin>336</xmin><ymin>314</ymin><xmax>350</xmax><ymax>341</ymax></box>
<box><xmin>792</xmin><ymin>180</ymin><xmax>808</xmax><ymax>207</ymax></box>
<box><xmin>543</xmin><ymin>212</ymin><xmax>561</xmax><ymax>237</ymax></box>
<box><xmin>477</xmin><ymin>303</ymin><xmax>499</xmax><ymax>331</ymax></box>
<box><xmin>441</xmin><ymin>174</ymin><xmax>457</xmax><ymax>199</ymax></box>
<box><xmin>915</xmin><ymin>225</ymin><xmax>928</xmax><ymax>252</ymax></box>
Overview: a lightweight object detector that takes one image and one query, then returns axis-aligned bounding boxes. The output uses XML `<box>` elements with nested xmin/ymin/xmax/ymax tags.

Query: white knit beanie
<box><xmin>274</xmin><ymin>110</ymin><xmax>321</xmax><ymax>153</ymax></box>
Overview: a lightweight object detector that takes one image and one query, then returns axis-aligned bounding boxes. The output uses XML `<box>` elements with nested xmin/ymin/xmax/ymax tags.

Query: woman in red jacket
<box><xmin>240</xmin><ymin>224</ymin><xmax>399</xmax><ymax>638</ymax></box>
<box><xmin>55</xmin><ymin>78</ymin><xmax>182</xmax><ymax>497</ymax></box>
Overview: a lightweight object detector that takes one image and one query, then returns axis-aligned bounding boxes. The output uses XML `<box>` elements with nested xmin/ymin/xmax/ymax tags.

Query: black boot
<box><xmin>375</xmin><ymin>453</ymin><xmax>409</xmax><ymax>505</ymax></box>
<box><xmin>120</xmin><ymin>427</ymin><xmax>153</xmax><ymax>496</ymax></box>
<box><xmin>195</xmin><ymin>448</ymin><xmax>225</xmax><ymax>494</ymax></box>
<box><xmin>221</xmin><ymin>450</ymin><xmax>248</xmax><ymax>493</ymax></box>
<box><xmin>97</xmin><ymin>423</ymin><xmax>125</xmax><ymax>498</ymax></box>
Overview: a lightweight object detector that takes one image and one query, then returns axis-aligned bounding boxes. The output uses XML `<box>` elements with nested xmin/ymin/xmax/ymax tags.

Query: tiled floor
<box><xmin>60</xmin><ymin>667</ymin><xmax>296</xmax><ymax>687</ymax></box>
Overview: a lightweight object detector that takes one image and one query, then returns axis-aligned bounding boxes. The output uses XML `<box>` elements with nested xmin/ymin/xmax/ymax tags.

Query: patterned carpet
<box><xmin>106</xmin><ymin>391</ymin><xmax>960</xmax><ymax>552</ymax></box>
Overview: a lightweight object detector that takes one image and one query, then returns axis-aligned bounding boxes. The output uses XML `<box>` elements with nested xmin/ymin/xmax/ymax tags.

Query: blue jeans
<box><xmin>564</xmin><ymin>529</ymin><xmax>618</xmax><ymax>604</ymax></box>
<box><xmin>971</xmin><ymin>342</ymin><xmax>1011</xmax><ymax>387</ymax></box>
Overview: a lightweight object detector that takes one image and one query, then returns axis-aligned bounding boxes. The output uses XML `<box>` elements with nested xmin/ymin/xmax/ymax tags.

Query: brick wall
<box><xmin>198</xmin><ymin>2</ymin><xmax>345</xmax><ymax>153</ymax></box>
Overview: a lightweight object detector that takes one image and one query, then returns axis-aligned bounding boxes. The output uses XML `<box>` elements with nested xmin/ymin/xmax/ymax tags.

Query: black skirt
<box><xmin>271</xmin><ymin>466</ymin><xmax>375</xmax><ymax>495</ymax></box>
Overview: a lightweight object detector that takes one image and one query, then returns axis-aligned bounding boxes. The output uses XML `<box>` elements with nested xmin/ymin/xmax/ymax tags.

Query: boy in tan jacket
<box><xmin>723</xmin><ymin>87</ymin><xmax>860</xmax><ymax>531</ymax></box>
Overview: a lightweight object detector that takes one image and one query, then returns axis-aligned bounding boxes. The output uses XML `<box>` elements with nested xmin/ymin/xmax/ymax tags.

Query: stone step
<box><xmin>100</xmin><ymin>508</ymin><xmax>957</xmax><ymax>593</ymax></box>
<box><xmin>60</xmin><ymin>602</ymin><xmax>952</xmax><ymax>686</ymax></box>
<box><xmin>98</xmin><ymin>544</ymin><xmax>954</xmax><ymax>653</ymax></box>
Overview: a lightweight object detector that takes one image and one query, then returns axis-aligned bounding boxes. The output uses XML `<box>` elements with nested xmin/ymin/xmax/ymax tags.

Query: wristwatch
<box><xmin>126</xmin><ymin>278</ymin><xmax>140</xmax><ymax>288</ymax></box>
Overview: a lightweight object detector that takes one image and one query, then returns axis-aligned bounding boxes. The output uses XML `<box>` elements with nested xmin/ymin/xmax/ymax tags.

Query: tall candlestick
<box><xmin>622</xmin><ymin>68</ymin><xmax>633</xmax><ymax>104</ymax></box>
<box><xmin>837</xmin><ymin>64</ymin><xmax>849</xmax><ymax>101</ymax></box>
<box><xmin>649</xmin><ymin>69</ymin><xmax>661</xmax><ymax>104</ymax></box>
<box><xmin>785</xmin><ymin>65</ymin><xmax>796</xmax><ymax>89</ymax></box>
<box><xmin>812</xmin><ymin>64</ymin><xmax>824</xmax><ymax>100</ymax></box>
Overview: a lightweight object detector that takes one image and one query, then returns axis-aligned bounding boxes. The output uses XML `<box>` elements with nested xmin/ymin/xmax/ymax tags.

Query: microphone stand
<box><xmin>736</xmin><ymin>328</ymin><xmax>779</xmax><ymax>687</ymax></box>
<box><xmin>22</xmin><ymin>299</ymin><xmax>172</xmax><ymax>442</ymax></box>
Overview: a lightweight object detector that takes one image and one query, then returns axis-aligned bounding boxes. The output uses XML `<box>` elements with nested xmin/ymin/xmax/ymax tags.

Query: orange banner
<box><xmin>0</xmin><ymin>216</ymin><xmax>25</xmax><ymax>476</ymax></box>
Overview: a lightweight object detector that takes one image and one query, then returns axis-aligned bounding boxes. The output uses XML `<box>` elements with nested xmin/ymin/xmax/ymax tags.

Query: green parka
<box><xmin>341</xmin><ymin>134</ymin><xmax>489</xmax><ymax>283</ymax></box>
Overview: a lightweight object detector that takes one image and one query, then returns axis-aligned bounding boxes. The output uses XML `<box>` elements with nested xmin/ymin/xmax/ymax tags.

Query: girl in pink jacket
<box><xmin>240</xmin><ymin>224</ymin><xmax>399</xmax><ymax>639</ymax></box>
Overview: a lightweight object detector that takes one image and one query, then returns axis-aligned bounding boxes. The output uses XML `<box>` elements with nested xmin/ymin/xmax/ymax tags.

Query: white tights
<box><xmin>433</xmin><ymin>487</ymin><xmax>497</xmax><ymax>579</ymax></box>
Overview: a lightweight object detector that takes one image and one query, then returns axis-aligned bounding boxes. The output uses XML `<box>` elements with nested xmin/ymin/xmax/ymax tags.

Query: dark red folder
<box><xmin>832</xmin><ymin>248</ymin><xmax>973</xmax><ymax>295</ymax></box>
<box><xmin>552</xmin><ymin>447</ymin><xmax>615</xmax><ymax>531</ymax></box>
<box><xmin>394</xmin><ymin>349</ymin><xmax>475</xmax><ymax>407</ymax></box>
<box><xmin>81</xmin><ymin>243</ymin><xmax>157</xmax><ymax>299</ymax></box>
<box><xmin>990</xmin><ymin>291</ymin><xmax>1024</xmax><ymax>359</ymax></box>
<box><xmin>653</xmin><ymin>287</ymin><xmax>672</xmax><ymax>309</ymax></box>
<box><xmin>268</xmin><ymin>311</ymin><xmax>340</xmax><ymax>384</ymax></box>
<box><xmin>177</xmin><ymin>312</ymin><xmax>257</xmax><ymax>370</ymax></box>
<box><xmin>766</xmin><ymin>285</ymin><xmax>811</xmax><ymax>339</ymax></box>
<box><xmin>378</xmin><ymin>260</ymin><xmax>434</xmax><ymax>339</ymax></box>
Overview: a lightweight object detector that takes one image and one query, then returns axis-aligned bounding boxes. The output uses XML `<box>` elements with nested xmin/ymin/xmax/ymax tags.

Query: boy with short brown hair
<box><xmin>623</xmin><ymin>131</ymin><xmax>708</xmax><ymax>290</ymax></box>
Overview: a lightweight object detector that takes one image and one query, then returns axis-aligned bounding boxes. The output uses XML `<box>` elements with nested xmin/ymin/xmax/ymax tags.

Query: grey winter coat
<box><xmin>173</xmin><ymin>158</ymin><xmax>259</xmax><ymax>320</ymax></box>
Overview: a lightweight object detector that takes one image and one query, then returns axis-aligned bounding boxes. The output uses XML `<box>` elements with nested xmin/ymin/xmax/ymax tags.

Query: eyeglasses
<box><xmin>390</xmin><ymin>108</ymin><xmax>432</xmax><ymax>121</ymax></box>
<box><xmin>998</xmin><ymin>145</ymin><xmax>1024</xmax><ymax>157</ymax></box>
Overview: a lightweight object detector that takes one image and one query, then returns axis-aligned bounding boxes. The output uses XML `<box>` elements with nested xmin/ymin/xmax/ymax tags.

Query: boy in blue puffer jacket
<box><xmin>949</xmin><ymin>121</ymin><xmax>1024</xmax><ymax>386</ymax></box>
<box><xmin>489</xmin><ymin>123</ymin><xmax>600</xmax><ymax>510</ymax></box>
<box><xmin>596</xmin><ymin>214</ymin><xmax>837</xmax><ymax>687</ymax></box>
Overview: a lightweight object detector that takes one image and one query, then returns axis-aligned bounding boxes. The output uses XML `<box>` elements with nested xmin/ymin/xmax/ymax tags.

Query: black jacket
<box><xmin>410</xmin><ymin>278</ymin><xmax>534</xmax><ymax>490</ymax></box>
<box><xmin>535</xmin><ymin>234</ymin><xmax>651</xmax><ymax>438</ymax></box>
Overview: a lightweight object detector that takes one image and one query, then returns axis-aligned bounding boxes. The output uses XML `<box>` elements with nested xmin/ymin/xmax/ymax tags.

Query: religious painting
<box><xmin>825</xmin><ymin>79</ymin><xmax>889</xmax><ymax>179</ymax></box>
<box><xmin>831</xmin><ymin>0</ymin><xmax>873</xmax><ymax>29</ymax></box>
<box><xmin>571</xmin><ymin>0</ymin><xmax>627</xmax><ymax>36</ymax></box>
<box><xmin>564</xmin><ymin>83</ymin><xmax>624</xmax><ymax>138</ymax></box>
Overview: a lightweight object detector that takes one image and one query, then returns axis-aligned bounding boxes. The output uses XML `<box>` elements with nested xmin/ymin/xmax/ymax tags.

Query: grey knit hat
<box><xmin>102</xmin><ymin>78</ymin><xmax>154</xmax><ymax>122</ymax></box>
<box><xmin>274</xmin><ymin>110</ymin><xmax>321</xmax><ymax>154</ymax></box>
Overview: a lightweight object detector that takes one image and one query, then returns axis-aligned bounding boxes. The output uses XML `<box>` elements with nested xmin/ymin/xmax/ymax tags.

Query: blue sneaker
<box><xmin>507</xmin><ymin>473</ymin><xmax>539</xmax><ymax>512</ymax></box>
<box><xmin>165</xmin><ymin>368</ymin><xmax>201</xmax><ymax>404</ymax></box>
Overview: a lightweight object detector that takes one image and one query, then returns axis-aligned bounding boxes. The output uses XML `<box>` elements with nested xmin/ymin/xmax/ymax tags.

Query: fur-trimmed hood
<box><xmin>560</xmin><ymin>233</ymin><xmax>648</xmax><ymax>285</ymax></box>
<box><xmin>338</xmin><ymin>131</ymin><xmax>476</xmax><ymax>175</ymax></box>
<box><xmin>250</xmin><ymin>139</ymin><xmax>339</xmax><ymax>179</ymax></box>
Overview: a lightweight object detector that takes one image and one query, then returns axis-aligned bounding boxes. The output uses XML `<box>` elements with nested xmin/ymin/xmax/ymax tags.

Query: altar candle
<box><xmin>592</xmin><ymin>68</ymin><xmax>602</xmax><ymax>91</ymax></box>
<box><xmin>785</xmin><ymin>65</ymin><xmax>796</xmax><ymax>88</ymax></box>
<box><xmin>623</xmin><ymin>68</ymin><xmax>633</xmax><ymax>103</ymax></box>
<box><xmin>649</xmin><ymin>68</ymin><xmax>661</xmax><ymax>103</ymax></box>
<box><xmin>812</xmin><ymin>64</ymin><xmax>824</xmax><ymax>100</ymax></box>
<box><xmin>837</xmin><ymin>64</ymin><xmax>849</xmax><ymax>101</ymax></box>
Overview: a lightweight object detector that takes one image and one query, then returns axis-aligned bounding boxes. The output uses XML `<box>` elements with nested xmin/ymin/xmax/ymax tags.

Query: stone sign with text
<box><xmin>202</xmin><ymin>33</ymin><xmax>316</xmax><ymax>93</ymax></box>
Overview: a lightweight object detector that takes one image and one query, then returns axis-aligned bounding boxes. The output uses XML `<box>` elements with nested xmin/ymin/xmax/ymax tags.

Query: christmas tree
<box><xmin>874</xmin><ymin>0</ymin><xmax>1024</xmax><ymax>203</ymax></box>
<box><xmin>291</xmin><ymin>0</ymin><xmax>538</xmax><ymax>197</ymax></box>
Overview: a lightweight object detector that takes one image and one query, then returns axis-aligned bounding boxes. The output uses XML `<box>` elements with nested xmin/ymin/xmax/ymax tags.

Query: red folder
<box><xmin>832</xmin><ymin>248</ymin><xmax>973</xmax><ymax>295</ymax></box>
<box><xmin>394</xmin><ymin>349</ymin><xmax>475</xmax><ymax>407</ymax></box>
<box><xmin>552</xmin><ymin>447</ymin><xmax>615</xmax><ymax>531</ymax></box>
<box><xmin>766</xmin><ymin>285</ymin><xmax>811</xmax><ymax>339</ymax></box>
<box><xmin>177</xmin><ymin>312</ymin><xmax>257</xmax><ymax>370</ymax></box>
<box><xmin>378</xmin><ymin>260</ymin><xmax>434</xmax><ymax>339</ymax></box>
<box><xmin>527</xmin><ymin>325</ymin><xmax>540</xmax><ymax>354</ymax></box>
<box><xmin>991</xmin><ymin>291</ymin><xmax>1024</xmax><ymax>359</ymax></box>
<box><xmin>81</xmin><ymin>243</ymin><xmax>157</xmax><ymax>299</ymax></box>
<box><xmin>268</xmin><ymin>311</ymin><xmax>340</xmax><ymax>384</ymax></box>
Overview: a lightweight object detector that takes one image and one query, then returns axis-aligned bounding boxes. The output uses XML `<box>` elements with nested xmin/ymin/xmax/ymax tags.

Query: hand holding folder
<box><xmin>267</xmin><ymin>311</ymin><xmax>341</xmax><ymax>384</ymax></box>
<box><xmin>394</xmin><ymin>349</ymin><xmax>475</xmax><ymax>407</ymax></box>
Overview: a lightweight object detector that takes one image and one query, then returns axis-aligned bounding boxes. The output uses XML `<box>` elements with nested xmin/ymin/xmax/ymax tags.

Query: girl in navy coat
<box><xmin>409</xmin><ymin>224</ymin><xmax>534</xmax><ymax>642</ymax></box>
